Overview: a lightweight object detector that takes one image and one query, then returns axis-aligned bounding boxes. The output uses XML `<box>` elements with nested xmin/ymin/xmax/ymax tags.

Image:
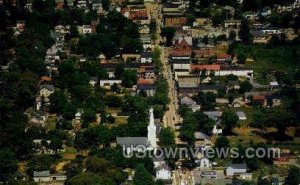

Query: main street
<box><xmin>146</xmin><ymin>3</ymin><xmax>193</xmax><ymax>185</ymax></box>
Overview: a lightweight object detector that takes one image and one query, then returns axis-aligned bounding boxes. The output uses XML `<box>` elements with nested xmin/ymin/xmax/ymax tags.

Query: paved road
<box><xmin>145</xmin><ymin>3</ymin><xmax>192</xmax><ymax>185</ymax></box>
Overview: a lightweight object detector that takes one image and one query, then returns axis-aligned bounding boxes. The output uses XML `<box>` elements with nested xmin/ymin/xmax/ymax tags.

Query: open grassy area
<box><xmin>234</xmin><ymin>44</ymin><xmax>300</xmax><ymax>84</ymax></box>
<box><xmin>115</xmin><ymin>116</ymin><xmax>128</xmax><ymax>125</ymax></box>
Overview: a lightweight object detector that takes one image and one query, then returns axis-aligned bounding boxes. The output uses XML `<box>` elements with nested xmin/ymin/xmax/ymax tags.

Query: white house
<box><xmin>33</xmin><ymin>171</ymin><xmax>67</xmax><ymax>183</ymax></box>
<box><xmin>82</xmin><ymin>25</ymin><xmax>92</xmax><ymax>34</ymax></box>
<box><xmin>199</xmin><ymin>158</ymin><xmax>212</xmax><ymax>169</ymax></box>
<box><xmin>140</xmin><ymin>52</ymin><xmax>152</xmax><ymax>63</ymax></box>
<box><xmin>172</xmin><ymin>60</ymin><xmax>191</xmax><ymax>71</ymax></box>
<box><xmin>39</xmin><ymin>85</ymin><xmax>54</xmax><ymax>101</ymax></box>
<box><xmin>226</xmin><ymin>163</ymin><xmax>247</xmax><ymax>176</ymax></box>
<box><xmin>212</xmin><ymin>123</ymin><xmax>223</xmax><ymax>134</ymax></box>
<box><xmin>217</xmin><ymin>67</ymin><xmax>253</xmax><ymax>77</ymax></box>
<box><xmin>34</xmin><ymin>171</ymin><xmax>51</xmax><ymax>182</ymax></box>
<box><xmin>99</xmin><ymin>79</ymin><xmax>122</xmax><ymax>87</ymax></box>
<box><xmin>236</xmin><ymin>111</ymin><xmax>247</xmax><ymax>120</ymax></box>
<box><xmin>117</xmin><ymin>108</ymin><xmax>157</xmax><ymax>154</ymax></box>
<box><xmin>155</xmin><ymin>164</ymin><xmax>172</xmax><ymax>180</ymax></box>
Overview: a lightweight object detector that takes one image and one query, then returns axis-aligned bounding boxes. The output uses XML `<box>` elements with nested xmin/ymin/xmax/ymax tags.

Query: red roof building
<box><xmin>172</xmin><ymin>38</ymin><xmax>192</xmax><ymax>57</ymax></box>
<box><xmin>190</xmin><ymin>64</ymin><xmax>221</xmax><ymax>72</ymax></box>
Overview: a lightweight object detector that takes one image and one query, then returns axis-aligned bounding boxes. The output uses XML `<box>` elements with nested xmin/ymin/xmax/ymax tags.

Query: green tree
<box><xmin>239</xmin><ymin>80</ymin><xmax>252</xmax><ymax>94</ymax></box>
<box><xmin>70</xmin><ymin>24</ymin><xmax>79</xmax><ymax>38</ymax></box>
<box><xmin>215</xmin><ymin>136</ymin><xmax>230</xmax><ymax>149</ymax></box>
<box><xmin>237</xmin><ymin>52</ymin><xmax>247</xmax><ymax>64</ymax></box>
<box><xmin>49</xmin><ymin>90</ymin><xmax>68</xmax><ymax>114</ymax></box>
<box><xmin>285</xmin><ymin>167</ymin><xmax>300</xmax><ymax>185</ymax></box>
<box><xmin>159</xmin><ymin>127</ymin><xmax>175</xmax><ymax>147</ymax></box>
<box><xmin>121</xmin><ymin>69</ymin><xmax>138</xmax><ymax>88</ymax></box>
<box><xmin>221</xmin><ymin>110</ymin><xmax>239</xmax><ymax>134</ymax></box>
<box><xmin>49</xmin><ymin>137</ymin><xmax>63</xmax><ymax>155</ymax></box>
<box><xmin>161</xmin><ymin>27</ymin><xmax>176</xmax><ymax>46</ymax></box>
<box><xmin>265</xmin><ymin>108</ymin><xmax>296</xmax><ymax>139</ymax></box>
<box><xmin>0</xmin><ymin>149</ymin><xmax>18</xmax><ymax>181</ymax></box>
<box><xmin>239</xmin><ymin>19</ymin><xmax>253</xmax><ymax>44</ymax></box>
<box><xmin>251</xmin><ymin>110</ymin><xmax>266</xmax><ymax>129</ymax></box>
<box><xmin>65</xmin><ymin>172</ymin><xmax>114</xmax><ymax>185</ymax></box>
<box><xmin>82</xmin><ymin>108</ymin><xmax>96</xmax><ymax>126</ymax></box>
<box><xmin>229</xmin><ymin>30</ymin><xmax>237</xmax><ymax>40</ymax></box>
<box><xmin>133</xmin><ymin>164</ymin><xmax>155</xmax><ymax>185</ymax></box>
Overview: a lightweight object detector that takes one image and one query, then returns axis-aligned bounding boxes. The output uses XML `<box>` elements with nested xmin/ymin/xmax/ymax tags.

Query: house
<box><xmin>178</xmin><ymin>87</ymin><xmax>201</xmax><ymax>96</ymax></box>
<box><xmin>110</xmin><ymin>0</ymin><xmax>126</xmax><ymax>4</ymax></box>
<box><xmin>204</xmin><ymin>111</ymin><xmax>223</xmax><ymax>134</ymax></box>
<box><xmin>218</xmin><ymin>66</ymin><xmax>253</xmax><ymax>77</ymax></box>
<box><xmin>194</xmin><ymin>132</ymin><xmax>212</xmax><ymax>149</ymax></box>
<box><xmin>117</xmin><ymin>108</ymin><xmax>157</xmax><ymax>153</ymax></box>
<box><xmin>50</xmin><ymin>31</ymin><xmax>65</xmax><ymax>44</ymax></box>
<box><xmin>236</xmin><ymin>111</ymin><xmax>247</xmax><ymax>120</ymax></box>
<box><xmin>216</xmin><ymin>54</ymin><xmax>232</xmax><ymax>64</ymax></box>
<box><xmin>244</xmin><ymin>92</ymin><xmax>281</xmax><ymax>107</ymax></box>
<box><xmin>174</xmin><ymin>69</ymin><xmax>190</xmax><ymax>81</ymax></box>
<box><xmin>140</xmin><ymin>52</ymin><xmax>152</xmax><ymax>63</ymax></box>
<box><xmin>178</xmin><ymin>75</ymin><xmax>200</xmax><ymax>88</ymax></box>
<box><xmin>33</xmin><ymin>171</ymin><xmax>51</xmax><ymax>182</ymax></box>
<box><xmin>204</xmin><ymin>111</ymin><xmax>222</xmax><ymax>121</ymax></box>
<box><xmin>226</xmin><ymin>163</ymin><xmax>249</xmax><ymax>177</ymax></box>
<box><xmin>201</xmin><ymin>171</ymin><xmax>217</xmax><ymax>179</ymax></box>
<box><xmin>99</xmin><ymin>79</ymin><xmax>122</xmax><ymax>88</ymax></box>
<box><xmin>171</xmin><ymin>38</ymin><xmax>192</xmax><ymax>59</ymax></box>
<box><xmin>212</xmin><ymin>123</ymin><xmax>223</xmax><ymax>134</ymax></box>
<box><xmin>92</xmin><ymin>1</ymin><xmax>103</xmax><ymax>14</ymax></box>
<box><xmin>122</xmin><ymin>54</ymin><xmax>141</xmax><ymax>62</ymax></box>
<box><xmin>139</xmin><ymin>25</ymin><xmax>150</xmax><ymax>34</ymax></box>
<box><xmin>270</xmin><ymin>81</ymin><xmax>279</xmax><ymax>91</ymax></box>
<box><xmin>140</xmin><ymin>34</ymin><xmax>152</xmax><ymax>50</ymax></box>
<box><xmin>224</xmin><ymin>20</ymin><xmax>241</xmax><ymax>29</ymax></box>
<box><xmin>40</xmin><ymin>85</ymin><xmax>54</xmax><ymax>100</ymax></box>
<box><xmin>190</xmin><ymin>64</ymin><xmax>220</xmax><ymax>75</ymax></box>
<box><xmin>180</xmin><ymin>96</ymin><xmax>200</xmax><ymax>112</ymax></box>
<box><xmin>77</xmin><ymin>0</ymin><xmax>88</xmax><ymax>9</ymax></box>
<box><xmin>55</xmin><ymin>25</ymin><xmax>70</xmax><ymax>34</ymax></box>
<box><xmin>164</xmin><ymin>14</ymin><xmax>187</xmax><ymax>27</ymax></box>
<box><xmin>32</xmin><ymin>139</ymin><xmax>54</xmax><ymax>154</ymax></box>
<box><xmin>260</xmin><ymin>7</ymin><xmax>272</xmax><ymax>17</ymax></box>
<box><xmin>30</xmin><ymin>111</ymin><xmax>48</xmax><ymax>126</ymax></box>
<box><xmin>224</xmin><ymin>6</ymin><xmax>235</xmax><ymax>15</ymax></box>
<box><xmin>155</xmin><ymin>164</ymin><xmax>172</xmax><ymax>180</ymax></box>
<box><xmin>199</xmin><ymin>84</ymin><xmax>226</xmax><ymax>94</ymax></box>
<box><xmin>172</xmin><ymin>59</ymin><xmax>191</xmax><ymax>73</ymax></box>
<box><xmin>193</xmin><ymin>44</ymin><xmax>213</xmax><ymax>58</ymax></box>
<box><xmin>251</xmin><ymin>30</ymin><xmax>270</xmax><ymax>43</ymax></box>
<box><xmin>79</xmin><ymin>25</ymin><xmax>93</xmax><ymax>34</ymax></box>
<box><xmin>33</xmin><ymin>171</ymin><xmax>67</xmax><ymax>183</ymax></box>
<box><xmin>16</xmin><ymin>20</ymin><xmax>26</xmax><ymax>31</ymax></box>
<box><xmin>117</xmin><ymin>137</ymin><xmax>150</xmax><ymax>153</ymax></box>
<box><xmin>138</xmin><ymin>65</ymin><xmax>155</xmax><ymax>79</ymax></box>
<box><xmin>174</xmin><ymin>36</ymin><xmax>193</xmax><ymax>46</ymax></box>
<box><xmin>260</xmin><ymin>27</ymin><xmax>282</xmax><ymax>35</ymax></box>
<box><xmin>129</xmin><ymin>10</ymin><xmax>150</xmax><ymax>25</ymax></box>
<box><xmin>89</xmin><ymin>77</ymin><xmax>98</xmax><ymax>87</ymax></box>
<box><xmin>137</xmin><ymin>79</ymin><xmax>156</xmax><ymax>96</ymax></box>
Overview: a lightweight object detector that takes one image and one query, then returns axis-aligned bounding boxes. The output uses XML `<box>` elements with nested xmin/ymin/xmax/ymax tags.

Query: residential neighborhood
<box><xmin>0</xmin><ymin>0</ymin><xmax>300</xmax><ymax>184</ymax></box>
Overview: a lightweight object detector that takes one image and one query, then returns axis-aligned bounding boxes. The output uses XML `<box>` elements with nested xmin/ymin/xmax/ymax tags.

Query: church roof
<box><xmin>116</xmin><ymin>137</ymin><xmax>149</xmax><ymax>147</ymax></box>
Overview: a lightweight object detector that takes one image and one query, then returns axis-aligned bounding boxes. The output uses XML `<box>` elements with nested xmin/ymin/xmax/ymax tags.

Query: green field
<box><xmin>234</xmin><ymin>44</ymin><xmax>300</xmax><ymax>84</ymax></box>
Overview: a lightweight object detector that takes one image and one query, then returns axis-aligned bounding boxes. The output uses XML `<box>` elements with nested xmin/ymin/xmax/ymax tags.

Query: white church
<box><xmin>116</xmin><ymin>107</ymin><xmax>157</xmax><ymax>153</ymax></box>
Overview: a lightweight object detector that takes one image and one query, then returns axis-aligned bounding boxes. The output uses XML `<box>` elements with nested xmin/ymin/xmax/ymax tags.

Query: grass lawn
<box><xmin>234</xmin><ymin>44</ymin><xmax>300</xmax><ymax>84</ymax></box>
<box><xmin>114</xmin><ymin>116</ymin><xmax>128</xmax><ymax>125</ymax></box>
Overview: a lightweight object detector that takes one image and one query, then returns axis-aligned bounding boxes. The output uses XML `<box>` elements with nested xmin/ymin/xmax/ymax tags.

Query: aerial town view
<box><xmin>0</xmin><ymin>0</ymin><xmax>300</xmax><ymax>184</ymax></box>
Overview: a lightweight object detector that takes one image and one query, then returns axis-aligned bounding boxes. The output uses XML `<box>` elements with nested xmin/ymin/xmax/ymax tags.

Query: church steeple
<box><xmin>147</xmin><ymin>107</ymin><xmax>157</xmax><ymax>149</ymax></box>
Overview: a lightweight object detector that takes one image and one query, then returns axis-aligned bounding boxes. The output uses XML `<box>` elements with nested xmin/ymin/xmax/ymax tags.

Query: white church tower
<box><xmin>147</xmin><ymin>107</ymin><xmax>157</xmax><ymax>149</ymax></box>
